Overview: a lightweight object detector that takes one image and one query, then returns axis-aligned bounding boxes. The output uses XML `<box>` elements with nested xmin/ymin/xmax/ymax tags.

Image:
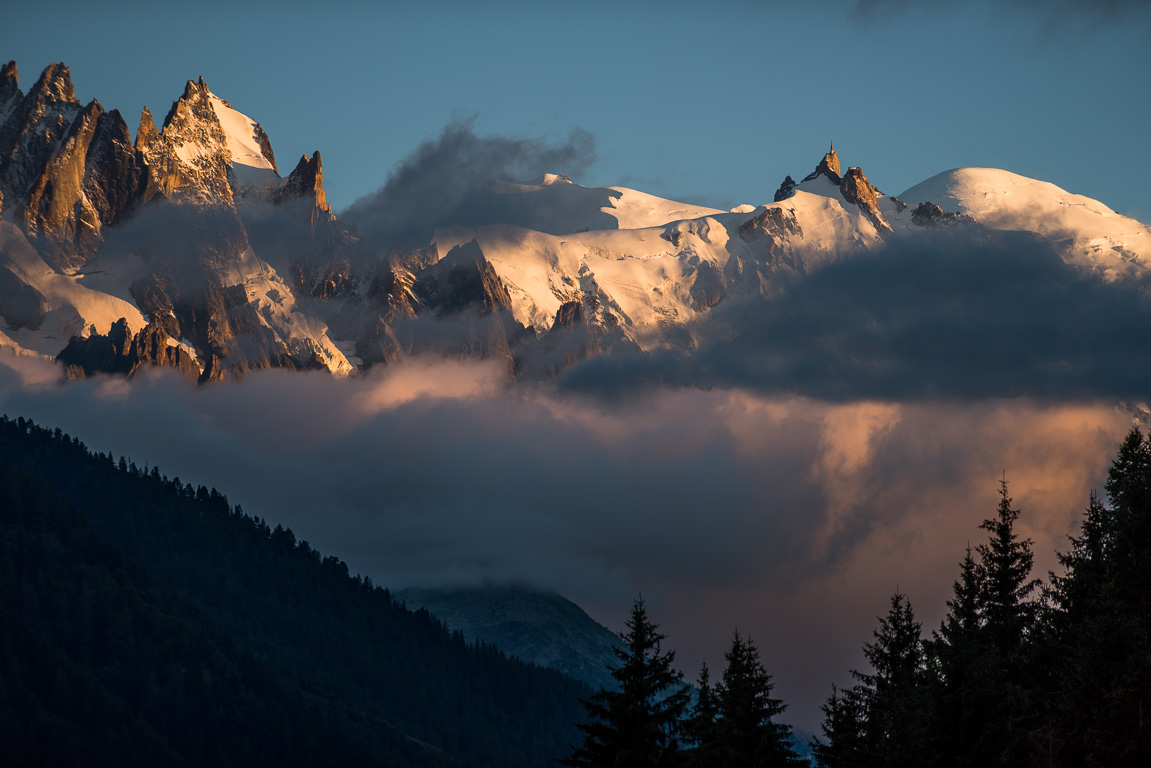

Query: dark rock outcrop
<box><xmin>56</xmin><ymin>317</ymin><xmax>200</xmax><ymax>382</ymax></box>
<box><xmin>738</xmin><ymin>206</ymin><xmax>804</xmax><ymax>243</ymax></box>
<box><xmin>839</xmin><ymin>166</ymin><xmax>892</xmax><ymax>233</ymax></box>
<box><xmin>83</xmin><ymin>109</ymin><xmax>148</xmax><ymax>228</ymax></box>
<box><xmin>413</xmin><ymin>241</ymin><xmax>513</xmax><ymax>317</ymax></box>
<box><xmin>773</xmin><ymin>174</ymin><xmax>797</xmax><ymax>202</ymax></box>
<box><xmin>0</xmin><ymin>61</ymin><xmax>20</xmax><ymax>126</ymax></box>
<box><xmin>552</xmin><ymin>299</ymin><xmax>585</xmax><ymax>330</ymax></box>
<box><xmin>253</xmin><ymin>121</ymin><xmax>277</xmax><ymax>173</ymax></box>
<box><xmin>910</xmin><ymin>201</ymin><xmax>974</xmax><ymax>228</ymax></box>
<box><xmin>528</xmin><ymin>297</ymin><xmax>600</xmax><ymax>377</ymax></box>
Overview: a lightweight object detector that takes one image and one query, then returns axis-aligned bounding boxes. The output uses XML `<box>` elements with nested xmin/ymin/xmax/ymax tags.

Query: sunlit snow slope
<box><xmin>900</xmin><ymin>168</ymin><xmax>1151</xmax><ymax>280</ymax></box>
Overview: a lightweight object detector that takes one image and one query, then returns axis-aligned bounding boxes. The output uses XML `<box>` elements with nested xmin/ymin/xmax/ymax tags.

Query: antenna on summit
<box><xmin>830</xmin><ymin>140</ymin><xmax>834</xmax><ymax>153</ymax></box>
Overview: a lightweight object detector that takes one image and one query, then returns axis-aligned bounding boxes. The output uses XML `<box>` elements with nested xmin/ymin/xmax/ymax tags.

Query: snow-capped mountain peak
<box><xmin>899</xmin><ymin>167</ymin><xmax>1151</xmax><ymax>280</ymax></box>
<box><xmin>2</xmin><ymin>60</ymin><xmax>1149</xmax><ymax>385</ymax></box>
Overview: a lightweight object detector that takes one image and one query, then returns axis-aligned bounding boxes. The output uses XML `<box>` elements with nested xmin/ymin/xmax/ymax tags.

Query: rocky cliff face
<box><xmin>0</xmin><ymin>63</ymin><xmax>150</xmax><ymax>269</ymax></box>
<box><xmin>413</xmin><ymin>241</ymin><xmax>514</xmax><ymax>317</ymax></box>
<box><xmin>0</xmin><ymin>63</ymin><xmax>81</xmax><ymax>199</ymax></box>
<box><xmin>141</xmin><ymin>77</ymin><xmax>234</xmax><ymax>204</ymax></box>
<box><xmin>0</xmin><ymin>62</ymin><xmax>20</xmax><ymax>135</ymax></box>
<box><xmin>273</xmin><ymin>151</ymin><xmax>332</xmax><ymax>224</ymax></box>
<box><xmin>839</xmin><ymin>166</ymin><xmax>892</xmax><ymax>233</ymax></box>
<box><xmin>56</xmin><ymin>317</ymin><xmax>200</xmax><ymax>382</ymax></box>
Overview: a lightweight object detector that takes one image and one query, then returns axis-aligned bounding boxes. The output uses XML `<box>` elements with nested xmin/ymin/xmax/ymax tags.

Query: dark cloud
<box><xmin>561</xmin><ymin>226</ymin><xmax>1151</xmax><ymax>402</ymax></box>
<box><xmin>341</xmin><ymin>119</ymin><xmax>597</xmax><ymax>252</ymax></box>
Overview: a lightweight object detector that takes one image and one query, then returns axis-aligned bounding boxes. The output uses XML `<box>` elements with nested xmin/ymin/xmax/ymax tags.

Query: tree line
<box><xmin>563</xmin><ymin>428</ymin><xmax>1151</xmax><ymax>767</ymax></box>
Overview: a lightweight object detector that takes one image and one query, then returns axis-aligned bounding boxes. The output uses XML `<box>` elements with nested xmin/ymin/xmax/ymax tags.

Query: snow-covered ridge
<box><xmin>4</xmin><ymin>59</ymin><xmax>1149</xmax><ymax>382</ymax></box>
<box><xmin>900</xmin><ymin>168</ymin><xmax>1151</xmax><ymax>280</ymax></box>
<box><xmin>207</xmin><ymin>92</ymin><xmax>280</xmax><ymax>190</ymax></box>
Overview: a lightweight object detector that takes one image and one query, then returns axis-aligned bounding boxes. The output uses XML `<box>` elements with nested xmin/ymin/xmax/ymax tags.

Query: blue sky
<box><xmin>3</xmin><ymin>0</ymin><xmax>1149</xmax><ymax>222</ymax></box>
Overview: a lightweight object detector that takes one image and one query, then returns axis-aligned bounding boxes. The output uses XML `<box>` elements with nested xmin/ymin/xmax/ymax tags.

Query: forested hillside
<box><xmin>0</xmin><ymin>415</ymin><xmax>588</xmax><ymax>767</ymax></box>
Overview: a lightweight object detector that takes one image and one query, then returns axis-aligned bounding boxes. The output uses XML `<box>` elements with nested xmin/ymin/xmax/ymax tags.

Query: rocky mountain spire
<box><xmin>273</xmin><ymin>150</ymin><xmax>332</xmax><ymax>224</ymax></box>
<box><xmin>0</xmin><ymin>62</ymin><xmax>83</xmax><ymax>209</ymax></box>
<box><xmin>140</xmin><ymin>75</ymin><xmax>233</xmax><ymax>203</ymax></box>
<box><xmin>0</xmin><ymin>61</ymin><xmax>20</xmax><ymax>124</ymax></box>
<box><xmin>21</xmin><ymin>98</ymin><xmax>106</xmax><ymax>256</ymax></box>
<box><xmin>83</xmin><ymin>108</ymin><xmax>148</xmax><ymax>228</ymax></box>
<box><xmin>135</xmin><ymin>106</ymin><xmax>159</xmax><ymax>153</ymax></box>
<box><xmin>13</xmin><ymin>94</ymin><xmax>150</xmax><ymax>269</ymax></box>
<box><xmin>802</xmin><ymin>143</ymin><xmax>842</xmax><ymax>184</ymax></box>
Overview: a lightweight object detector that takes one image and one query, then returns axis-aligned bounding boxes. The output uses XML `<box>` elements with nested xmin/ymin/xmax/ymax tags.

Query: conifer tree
<box><xmin>562</xmin><ymin>597</ymin><xmax>690</xmax><ymax>768</ymax></box>
<box><xmin>855</xmin><ymin>592</ymin><xmax>928</xmax><ymax>768</ymax></box>
<box><xmin>1046</xmin><ymin>427</ymin><xmax>1151</xmax><ymax>765</ymax></box>
<box><xmin>712</xmin><ymin>631</ymin><xmax>805</xmax><ymax>768</ymax></box>
<box><xmin>688</xmin><ymin>663</ymin><xmax>716</xmax><ymax>741</ymax></box>
<box><xmin>686</xmin><ymin>661</ymin><xmax>720</xmax><ymax>767</ymax></box>
<box><xmin>925</xmin><ymin>546</ymin><xmax>990</xmax><ymax>767</ymax></box>
<box><xmin>811</xmin><ymin>684</ymin><xmax>866</xmax><ymax>768</ymax></box>
<box><xmin>925</xmin><ymin>479</ymin><xmax>1039</xmax><ymax>765</ymax></box>
<box><xmin>977</xmin><ymin>479</ymin><xmax>1040</xmax><ymax>653</ymax></box>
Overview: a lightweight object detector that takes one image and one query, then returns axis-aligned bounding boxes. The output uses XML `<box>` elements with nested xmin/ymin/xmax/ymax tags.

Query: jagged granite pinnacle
<box><xmin>273</xmin><ymin>151</ymin><xmax>332</xmax><ymax>224</ymax></box>
<box><xmin>802</xmin><ymin>145</ymin><xmax>841</xmax><ymax>184</ymax></box>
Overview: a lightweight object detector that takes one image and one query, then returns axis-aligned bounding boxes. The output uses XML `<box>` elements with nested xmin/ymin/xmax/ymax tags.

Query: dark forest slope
<box><xmin>0</xmin><ymin>415</ymin><xmax>588</xmax><ymax>767</ymax></box>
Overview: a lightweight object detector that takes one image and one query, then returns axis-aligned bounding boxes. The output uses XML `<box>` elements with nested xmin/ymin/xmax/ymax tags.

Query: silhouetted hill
<box><xmin>0</xmin><ymin>414</ymin><xmax>589</xmax><ymax>767</ymax></box>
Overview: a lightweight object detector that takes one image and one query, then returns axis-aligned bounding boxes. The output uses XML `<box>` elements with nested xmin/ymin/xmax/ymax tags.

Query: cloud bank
<box><xmin>560</xmin><ymin>226</ymin><xmax>1151</xmax><ymax>403</ymax></box>
<box><xmin>0</xmin><ymin>349</ymin><xmax>1135</xmax><ymax>731</ymax></box>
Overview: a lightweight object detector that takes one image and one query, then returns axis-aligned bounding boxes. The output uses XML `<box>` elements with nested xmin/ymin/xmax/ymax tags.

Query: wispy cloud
<box><xmin>341</xmin><ymin>119</ymin><xmax>597</xmax><ymax>252</ymax></box>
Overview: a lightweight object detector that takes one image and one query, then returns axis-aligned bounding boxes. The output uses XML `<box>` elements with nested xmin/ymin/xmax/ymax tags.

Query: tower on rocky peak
<box><xmin>802</xmin><ymin>143</ymin><xmax>841</xmax><ymax>185</ymax></box>
<box><xmin>822</xmin><ymin>143</ymin><xmax>841</xmax><ymax>177</ymax></box>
